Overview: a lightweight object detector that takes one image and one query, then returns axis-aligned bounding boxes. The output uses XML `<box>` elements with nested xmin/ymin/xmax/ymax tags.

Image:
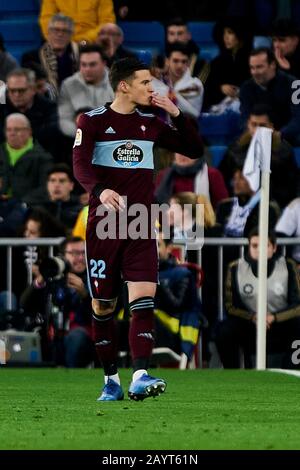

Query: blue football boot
<box><xmin>128</xmin><ymin>374</ymin><xmax>167</xmax><ymax>401</ymax></box>
<box><xmin>97</xmin><ymin>379</ymin><xmax>124</xmax><ymax>401</ymax></box>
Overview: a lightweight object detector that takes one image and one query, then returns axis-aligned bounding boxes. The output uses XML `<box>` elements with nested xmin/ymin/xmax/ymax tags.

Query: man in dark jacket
<box><xmin>240</xmin><ymin>47</ymin><xmax>300</xmax><ymax>145</ymax></box>
<box><xmin>0</xmin><ymin>68</ymin><xmax>61</xmax><ymax>158</ymax></box>
<box><xmin>31</xmin><ymin>163</ymin><xmax>83</xmax><ymax>232</ymax></box>
<box><xmin>0</xmin><ymin>114</ymin><xmax>53</xmax><ymax>205</ymax></box>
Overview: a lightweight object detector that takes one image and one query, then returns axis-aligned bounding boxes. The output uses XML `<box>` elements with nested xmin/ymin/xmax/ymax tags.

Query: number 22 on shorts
<box><xmin>90</xmin><ymin>259</ymin><xmax>106</xmax><ymax>279</ymax></box>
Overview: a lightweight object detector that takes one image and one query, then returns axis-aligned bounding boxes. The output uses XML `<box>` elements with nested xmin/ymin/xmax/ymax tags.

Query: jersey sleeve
<box><xmin>73</xmin><ymin>113</ymin><xmax>104</xmax><ymax>196</ymax></box>
<box><xmin>156</xmin><ymin>112</ymin><xmax>204</xmax><ymax>159</ymax></box>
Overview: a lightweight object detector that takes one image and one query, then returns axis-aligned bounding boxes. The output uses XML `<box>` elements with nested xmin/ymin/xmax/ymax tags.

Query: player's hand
<box><xmin>100</xmin><ymin>189</ymin><xmax>126</xmax><ymax>212</ymax></box>
<box><xmin>151</xmin><ymin>92</ymin><xmax>180</xmax><ymax>118</ymax></box>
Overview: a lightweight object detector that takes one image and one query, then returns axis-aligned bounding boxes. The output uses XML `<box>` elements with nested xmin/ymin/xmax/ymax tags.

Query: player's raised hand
<box><xmin>100</xmin><ymin>189</ymin><xmax>126</xmax><ymax>212</ymax></box>
<box><xmin>151</xmin><ymin>92</ymin><xmax>180</xmax><ymax>118</ymax></box>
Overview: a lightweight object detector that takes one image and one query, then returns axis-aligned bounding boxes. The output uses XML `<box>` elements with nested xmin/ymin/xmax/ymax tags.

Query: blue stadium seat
<box><xmin>199</xmin><ymin>46</ymin><xmax>219</xmax><ymax>62</ymax></box>
<box><xmin>198</xmin><ymin>112</ymin><xmax>241</xmax><ymax>145</ymax></box>
<box><xmin>208</xmin><ymin>145</ymin><xmax>228</xmax><ymax>167</ymax></box>
<box><xmin>187</xmin><ymin>22</ymin><xmax>215</xmax><ymax>45</ymax></box>
<box><xmin>133</xmin><ymin>49</ymin><xmax>153</xmax><ymax>66</ymax></box>
<box><xmin>0</xmin><ymin>18</ymin><xmax>41</xmax><ymax>60</ymax></box>
<box><xmin>118</xmin><ymin>21</ymin><xmax>164</xmax><ymax>55</ymax></box>
<box><xmin>0</xmin><ymin>0</ymin><xmax>39</xmax><ymax>18</ymax></box>
<box><xmin>294</xmin><ymin>147</ymin><xmax>300</xmax><ymax>169</ymax></box>
<box><xmin>253</xmin><ymin>36</ymin><xmax>272</xmax><ymax>49</ymax></box>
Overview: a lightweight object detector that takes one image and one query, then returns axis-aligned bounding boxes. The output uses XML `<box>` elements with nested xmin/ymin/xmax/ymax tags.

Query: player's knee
<box><xmin>92</xmin><ymin>299</ymin><xmax>117</xmax><ymax>317</ymax></box>
<box><xmin>129</xmin><ymin>296</ymin><xmax>155</xmax><ymax>315</ymax></box>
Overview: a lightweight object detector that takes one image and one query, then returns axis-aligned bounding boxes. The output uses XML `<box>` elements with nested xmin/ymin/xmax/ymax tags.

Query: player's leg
<box><xmin>91</xmin><ymin>298</ymin><xmax>124</xmax><ymax>401</ymax></box>
<box><xmin>123</xmin><ymin>239</ymin><xmax>167</xmax><ymax>400</ymax></box>
<box><xmin>86</xmin><ymin>232</ymin><xmax>123</xmax><ymax>401</ymax></box>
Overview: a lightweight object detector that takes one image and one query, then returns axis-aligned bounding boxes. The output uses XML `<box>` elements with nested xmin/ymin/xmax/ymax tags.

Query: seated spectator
<box><xmin>30</xmin><ymin>163</ymin><xmax>83</xmax><ymax>232</ymax></box>
<box><xmin>216</xmin><ymin>168</ymin><xmax>280</xmax><ymax>238</ymax></box>
<box><xmin>240</xmin><ymin>47</ymin><xmax>300</xmax><ymax>145</ymax></box>
<box><xmin>155</xmin><ymin>152</ymin><xmax>228</xmax><ymax>209</ymax></box>
<box><xmin>0</xmin><ymin>197</ymin><xmax>27</xmax><ymax>237</ymax></box>
<box><xmin>204</xmin><ymin>16</ymin><xmax>252</xmax><ymax>110</ymax></box>
<box><xmin>58</xmin><ymin>45</ymin><xmax>114</xmax><ymax>138</ymax></box>
<box><xmin>39</xmin><ymin>0</ymin><xmax>116</xmax><ymax>44</ymax></box>
<box><xmin>20</xmin><ymin>236</ymin><xmax>94</xmax><ymax>367</ymax></box>
<box><xmin>165</xmin><ymin>17</ymin><xmax>208</xmax><ymax>82</ymax></box>
<box><xmin>96</xmin><ymin>23</ymin><xmax>136</xmax><ymax>67</ymax></box>
<box><xmin>158</xmin><ymin>43</ymin><xmax>204</xmax><ymax>120</ymax></box>
<box><xmin>29</xmin><ymin>64</ymin><xmax>57</xmax><ymax>102</ymax></box>
<box><xmin>0</xmin><ymin>33</ymin><xmax>18</xmax><ymax>82</ymax></box>
<box><xmin>0</xmin><ymin>68</ymin><xmax>60</xmax><ymax>157</ymax></box>
<box><xmin>0</xmin><ymin>114</ymin><xmax>53</xmax><ymax>205</ymax></box>
<box><xmin>276</xmin><ymin>198</ymin><xmax>300</xmax><ymax>267</ymax></box>
<box><xmin>215</xmin><ymin>229</ymin><xmax>300</xmax><ymax>368</ymax></box>
<box><xmin>272</xmin><ymin>18</ymin><xmax>300</xmax><ymax>79</ymax></box>
<box><xmin>22</xmin><ymin>14</ymin><xmax>79</xmax><ymax>99</ymax></box>
<box><xmin>219</xmin><ymin>103</ymin><xmax>298</xmax><ymax>208</ymax></box>
<box><xmin>155</xmin><ymin>231</ymin><xmax>204</xmax><ymax>364</ymax></box>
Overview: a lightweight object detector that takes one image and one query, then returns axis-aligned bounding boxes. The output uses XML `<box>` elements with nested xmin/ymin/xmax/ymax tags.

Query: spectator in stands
<box><xmin>58</xmin><ymin>45</ymin><xmax>114</xmax><ymax>138</ymax></box>
<box><xmin>22</xmin><ymin>14</ymin><xmax>79</xmax><ymax>99</ymax></box>
<box><xmin>219</xmin><ymin>104</ymin><xmax>298</xmax><ymax>209</ymax></box>
<box><xmin>29</xmin><ymin>64</ymin><xmax>56</xmax><ymax>102</ymax></box>
<box><xmin>272</xmin><ymin>18</ymin><xmax>300</xmax><ymax>79</ymax></box>
<box><xmin>155</xmin><ymin>231</ymin><xmax>204</xmax><ymax>364</ymax></box>
<box><xmin>39</xmin><ymin>0</ymin><xmax>116</xmax><ymax>44</ymax></box>
<box><xmin>96</xmin><ymin>23</ymin><xmax>135</xmax><ymax>67</ymax></box>
<box><xmin>216</xmin><ymin>228</ymin><xmax>300</xmax><ymax>368</ymax></box>
<box><xmin>203</xmin><ymin>16</ymin><xmax>252</xmax><ymax>111</ymax></box>
<box><xmin>240</xmin><ymin>47</ymin><xmax>300</xmax><ymax>145</ymax></box>
<box><xmin>0</xmin><ymin>68</ymin><xmax>60</xmax><ymax>157</ymax></box>
<box><xmin>0</xmin><ymin>33</ymin><xmax>18</xmax><ymax>82</ymax></box>
<box><xmin>216</xmin><ymin>168</ymin><xmax>280</xmax><ymax>238</ymax></box>
<box><xmin>161</xmin><ymin>43</ymin><xmax>204</xmax><ymax>120</ymax></box>
<box><xmin>276</xmin><ymin>198</ymin><xmax>300</xmax><ymax>267</ymax></box>
<box><xmin>0</xmin><ymin>114</ymin><xmax>53</xmax><ymax>205</ymax></box>
<box><xmin>155</xmin><ymin>152</ymin><xmax>228</xmax><ymax>210</ymax></box>
<box><xmin>165</xmin><ymin>18</ymin><xmax>207</xmax><ymax>83</ymax></box>
<box><xmin>20</xmin><ymin>236</ymin><xmax>94</xmax><ymax>367</ymax></box>
<box><xmin>30</xmin><ymin>163</ymin><xmax>83</xmax><ymax>232</ymax></box>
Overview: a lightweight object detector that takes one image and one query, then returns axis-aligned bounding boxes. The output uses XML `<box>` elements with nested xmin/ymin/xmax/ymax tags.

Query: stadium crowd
<box><xmin>0</xmin><ymin>0</ymin><xmax>300</xmax><ymax>370</ymax></box>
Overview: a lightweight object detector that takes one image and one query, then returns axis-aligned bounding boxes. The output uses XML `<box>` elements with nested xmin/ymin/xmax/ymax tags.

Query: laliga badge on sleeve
<box><xmin>73</xmin><ymin>128</ymin><xmax>82</xmax><ymax>148</ymax></box>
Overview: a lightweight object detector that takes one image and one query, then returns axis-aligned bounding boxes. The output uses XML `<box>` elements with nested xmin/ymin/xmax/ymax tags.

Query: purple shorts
<box><xmin>85</xmin><ymin>224</ymin><xmax>158</xmax><ymax>300</ymax></box>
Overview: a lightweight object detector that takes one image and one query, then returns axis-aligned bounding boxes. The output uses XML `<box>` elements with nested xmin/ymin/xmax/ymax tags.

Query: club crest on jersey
<box><xmin>113</xmin><ymin>141</ymin><xmax>144</xmax><ymax>167</ymax></box>
<box><xmin>73</xmin><ymin>128</ymin><xmax>82</xmax><ymax>147</ymax></box>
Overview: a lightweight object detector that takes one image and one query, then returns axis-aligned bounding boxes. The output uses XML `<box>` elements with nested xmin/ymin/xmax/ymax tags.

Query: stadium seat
<box><xmin>187</xmin><ymin>22</ymin><xmax>215</xmax><ymax>45</ymax></box>
<box><xmin>0</xmin><ymin>18</ymin><xmax>42</xmax><ymax>60</ymax></box>
<box><xmin>208</xmin><ymin>145</ymin><xmax>228</xmax><ymax>167</ymax></box>
<box><xmin>198</xmin><ymin>112</ymin><xmax>241</xmax><ymax>145</ymax></box>
<box><xmin>118</xmin><ymin>21</ymin><xmax>165</xmax><ymax>55</ymax></box>
<box><xmin>294</xmin><ymin>147</ymin><xmax>300</xmax><ymax>168</ymax></box>
<box><xmin>253</xmin><ymin>36</ymin><xmax>272</xmax><ymax>49</ymax></box>
<box><xmin>0</xmin><ymin>0</ymin><xmax>39</xmax><ymax>18</ymax></box>
<box><xmin>131</xmin><ymin>49</ymin><xmax>153</xmax><ymax>65</ymax></box>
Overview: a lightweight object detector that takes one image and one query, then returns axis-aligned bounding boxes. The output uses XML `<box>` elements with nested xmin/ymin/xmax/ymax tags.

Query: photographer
<box><xmin>20</xmin><ymin>236</ymin><xmax>94</xmax><ymax>367</ymax></box>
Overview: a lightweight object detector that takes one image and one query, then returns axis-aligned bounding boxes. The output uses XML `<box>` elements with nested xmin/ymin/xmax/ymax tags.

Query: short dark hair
<box><xmin>165</xmin><ymin>17</ymin><xmax>187</xmax><ymax>29</ymax></box>
<box><xmin>79</xmin><ymin>44</ymin><xmax>105</xmax><ymax>61</ymax></box>
<box><xmin>47</xmin><ymin>163</ymin><xmax>73</xmax><ymax>181</ymax></box>
<box><xmin>165</xmin><ymin>42</ymin><xmax>191</xmax><ymax>58</ymax></box>
<box><xmin>248</xmin><ymin>227</ymin><xmax>277</xmax><ymax>246</ymax></box>
<box><xmin>250</xmin><ymin>47</ymin><xmax>276</xmax><ymax>64</ymax></box>
<box><xmin>272</xmin><ymin>18</ymin><xmax>300</xmax><ymax>38</ymax></box>
<box><xmin>250</xmin><ymin>103</ymin><xmax>275</xmax><ymax>123</ymax></box>
<box><xmin>61</xmin><ymin>236</ymin><xmax>84</xmax><ymax>253</ymax></box>
<box><xmin>109</xmin><ymin>57</ymin><xmax>149</xmax><ymax>92</ymax></box>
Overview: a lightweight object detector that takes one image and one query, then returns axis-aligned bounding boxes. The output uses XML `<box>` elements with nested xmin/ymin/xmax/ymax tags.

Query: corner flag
<box><xmin>242</xmin><ymin>127</ymin><xmax>273</xmax><ymax>192</ymax></box>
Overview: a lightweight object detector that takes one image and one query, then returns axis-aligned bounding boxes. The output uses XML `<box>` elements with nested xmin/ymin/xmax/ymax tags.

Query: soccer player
<box><xmin>73</xmin><ymin>57</ymin><xmax>203</xmax><ymax>401</ymax></box>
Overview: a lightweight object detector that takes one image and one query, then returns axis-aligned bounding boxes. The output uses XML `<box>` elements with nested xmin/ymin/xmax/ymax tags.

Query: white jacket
<box><xmin>58</xmin><ymin>69</ymin><xmax>114</xmax><ymax>137</ymax></box>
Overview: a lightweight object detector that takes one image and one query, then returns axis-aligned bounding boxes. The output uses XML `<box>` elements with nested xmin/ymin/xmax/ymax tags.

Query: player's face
<box><xmin>249</xmin><ymin>236</ymin><xmax>276</xmax><ymax>260</ymax></box>
<box><xmin>126</xmin><ymin>70</ymin><xmax>154</xmax><ymax>106</ymax></box>
<box><xmin>64</xmin><ymin>241</ymin><xmax>86</xmax><ymax>273</ymax></box>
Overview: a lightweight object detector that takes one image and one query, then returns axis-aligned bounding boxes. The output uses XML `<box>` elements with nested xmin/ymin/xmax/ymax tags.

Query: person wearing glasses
<box><xmin>20</xmin><ymin>236</ymin><xmax>95</xmax><ymax>367</ymax></box>
<box><xmin>22</xmin><ymin>14</ymin><xmax>79</xmax><ymax>99</ymax></box>
<box><xmin>0</xmin><ymin>68</ymin><xmax>60</xmax><ymax>158</ymax></box>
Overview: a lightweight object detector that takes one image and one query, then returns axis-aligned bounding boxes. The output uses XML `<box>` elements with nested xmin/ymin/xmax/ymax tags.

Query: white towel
<box><xmin>243</xmin><ymin>127</ymin><xmax>273</xmax><ymax>192</ymax></box>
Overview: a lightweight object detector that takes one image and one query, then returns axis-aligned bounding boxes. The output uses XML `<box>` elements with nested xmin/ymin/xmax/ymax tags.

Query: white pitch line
<box><xmin>268</xmin><ymin>369</ymin><xmax>300</xmax><ymax>378</ymax></box>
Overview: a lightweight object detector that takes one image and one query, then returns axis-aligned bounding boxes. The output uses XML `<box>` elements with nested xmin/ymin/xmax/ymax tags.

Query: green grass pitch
<box><xmin>1</xmin><ymin>368</ymin><xmax>300</xmax><ymax>450</ymax></box>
